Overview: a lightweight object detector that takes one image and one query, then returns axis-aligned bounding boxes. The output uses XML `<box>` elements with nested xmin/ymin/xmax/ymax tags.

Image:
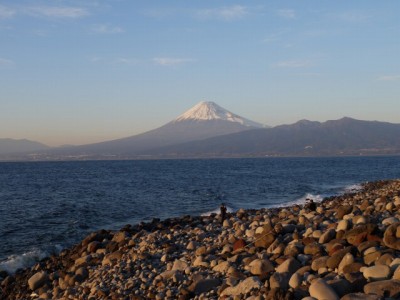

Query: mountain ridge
<box><xmin>0</xmin><ymin>138</ymin><xmax>50</xmax><ymax>155</ymax></box>
<box><xmin>1</xmin><ymin>102</ymin><xmax>400</xmax><ymax>160</ymax></box>
<box><xmin>144</xmin><ymin>117</ymin><xmax>400</xmax><ymax>158</ymax></box>
<box><xmin>19</xmin><ymin>101</ymin><xmax>262</xmax><ymax>159</ymax></box>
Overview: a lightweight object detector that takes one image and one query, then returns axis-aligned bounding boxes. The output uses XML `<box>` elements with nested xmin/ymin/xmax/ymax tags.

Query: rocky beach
<box><xmin>2</xmin><ymin>179</ymin><xmax>400</xmax><ymax>300</ymax></box>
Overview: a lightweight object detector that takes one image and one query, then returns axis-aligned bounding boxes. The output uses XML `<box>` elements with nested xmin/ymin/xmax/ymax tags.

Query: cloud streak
<box><xmin>0</xmin><ymin>58</ymin><xmax>14</xmax><ymax>67</ymax></box>
<box><xmin>114</xmin><ymin>58</ymin><xmax>138</xmax><ymax>65</ymax></box>
<box><xmin>377</xmin><ymin>75</ymin><xmax>400</xmax><ymax>81</ymax></box>
<box><xmin>153</xmin><ymin>57</ymin><xmax>195</xmax><ymax>66</ymax></box>
<box><xmin>0</xmin><ymin>5</ymin><xmax>15</xmax><ymax>19</ymax></box>
<box><xmin>197</xmin><ymin>5</ymin><xmax>248</xmax><ymax>21</ymax></box>
<box><xmin>277</xmin><ymin>9</ymin><xmax>295</xmax><ymax>19</ymax></box>
<box><xmin>274</xmin><ymin>60</ymin><xmax>312</xmax><ymax>68</ymax></box>
<box><xmin>25</xmin><ymin>6</ymin><xmax>89</xmax><ymax>18</ymax></box>
<box><xmin>91</xmin><ymin>24</ymin><xmax>124</xmax><ymax>34</ymax></box>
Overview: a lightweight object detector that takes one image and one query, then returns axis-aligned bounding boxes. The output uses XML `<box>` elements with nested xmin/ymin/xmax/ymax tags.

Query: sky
<box><xmin>1</xmin><ymin>1</ymin><xmax>399</xmax><ymax>146</ymax></box>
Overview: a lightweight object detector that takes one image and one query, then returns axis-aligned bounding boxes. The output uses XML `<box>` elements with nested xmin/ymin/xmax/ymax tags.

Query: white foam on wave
<box><xmin>269</xmin><ymin>193</ymin><xmax>325</xmax><ymax>209</ymax></box>
<box><xmin>201</xmin><ymin>206</ymin><xmax>234</xmax><ymax>216</ymax></box>
<box><xmin>0</xmin><ymin>245</ymin><xmax>62</xmax><ymax>275</ymax></box>
<box><xmin>342</xmin><ymin>183</ymin><xmax>363</xmax><ymax>194</ymax></box>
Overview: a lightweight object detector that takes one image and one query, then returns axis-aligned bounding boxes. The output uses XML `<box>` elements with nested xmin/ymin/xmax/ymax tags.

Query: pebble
<box><xmin>3</xmin><ymin>179</ymin><xmax>400</xmax><ymax>300</ymax></box>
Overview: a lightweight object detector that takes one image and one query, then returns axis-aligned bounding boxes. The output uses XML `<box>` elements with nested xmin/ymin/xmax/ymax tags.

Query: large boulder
<box><xmin>383</xmin><ymin>222</ymin><xmax>400</xmax><ymax>250</ymax></box>
<box><xmin>248</xmin><ymin>259</ymin><xmax>274</xmax><ymax>276</ymax></box>
<box><xmin>309</xmin><ymin>278</ymin><xmax>339</xmax><ymax>300</ymax></box>
<box><xmin>362</xmin><ymin>265</ymin><xmax>391</xmax><ymax>281</ymax></box>
<box><xmin>275</xmin><ymin>257</ymin><xmax>301</xmax><ymax>274</ymax></box>
<box><xmin>254</xmin><ymin>232</ymin><xmax>276</xmax><ymax>249</ymax></box>
<box><xmin>28</xmin><ymin>271</ymin><xmax>48</xmax><ymax>291</ymax></box>
<box><xmin>364</xmin><ymin>279</ymin><xmax>400</xmax><ymax>298</ymax></box>
<box><xmin>220</xmin><ymin>276</ymin><xmax>261</xmax><ymax>296</ymax></box>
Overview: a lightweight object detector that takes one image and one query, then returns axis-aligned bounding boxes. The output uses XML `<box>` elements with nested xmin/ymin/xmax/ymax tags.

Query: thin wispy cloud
<box><xmin>90</xmin><ymin>56</ymin><xmax>139</xmax><ymax>66</ymax></box>
<box><xmin>197</xmin><ymin>5</ymin><xmax>248</xmax><ymax>21</ymax></box>
<box><xmin>336</xmin><ymin>11</ymin><xmax>370</xmax><ymax>23</ymax></box>
<box><xmin>91</xmin><ymin>24</ymin><xmax>124</xmax><ymax>34</ymax></box>
<box><xmin>25</xmin><ymin>6</ymin><xmax>88</xmax><ymax>18</ymax></box>
<box><xmin>115</xmin><ymin>58</ymin><xmax>138</xmax><ymax>65</ymax></box>
<box><xmin>153</xmin><ymin>57</ymin><xmax>195</xmax><ymax>66</ymax></box>
<box><xmin>0</xmin><ymin>58</ymin><xmax>14</xmax><ymax>68</ymax></box>
<box><xmin>0</xmin><ymin>5</ymin><xmax>15</xmax><ymax>19</ymax></box>
<box><xmin>277</xmin><ymin>9</ymin><xmax>295</xmax><ymax>19</ymax></box>
<box><xmin>274</xmin><ymin>60</ymin><xmax>312</xmax><ymax>68</ymax></box>
<box><xmin>377</xmin><ymin>75</ymin><xmax>400</xmax><ymax>81</ymax></box>
<box><xmin>262</xmin><ymin>30</ymin><xmax>290</xmax><ymax>43</ymax></box>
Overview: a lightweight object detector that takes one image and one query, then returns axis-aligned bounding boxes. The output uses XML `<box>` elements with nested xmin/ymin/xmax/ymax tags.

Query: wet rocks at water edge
<box><xmin>1</xmin><ymin>179</ymin><xmax>400</xmax><ymax>299</ymax></box>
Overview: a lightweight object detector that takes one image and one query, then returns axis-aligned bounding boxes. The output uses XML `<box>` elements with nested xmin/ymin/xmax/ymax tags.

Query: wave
<box><xmin>201</xmin><ymin>205</ymin><xmax>234</xmax><ymax>216</ymax></box>
<box><xmin>268</xmin><ymin>193</ymin><xmax>325</xmax><ymax>209</ymax></box>
<box><xmin>0</xmin><ymin>245</ymin><xmax>62</xmax><ymax>275</ymax></box>
<box><xmin>342</xmin><ymin>183</ymin><xmax>363</xmax><ymax>194</ymax></box>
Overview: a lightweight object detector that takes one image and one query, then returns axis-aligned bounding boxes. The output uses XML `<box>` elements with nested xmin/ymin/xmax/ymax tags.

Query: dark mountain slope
<box><xmin>145</xmin><ymin>117</ymin><xmax>400</xmax><ymax>157</ymax></box>
<box><xmin>37</xmin><ymin>101</ymin><xmax>264</xmax><ymax>158</ymax></box>
<box><xmin>0</xmin><ymin>138</ymin><xmax>50</xmax><ymax>155</ymax></box>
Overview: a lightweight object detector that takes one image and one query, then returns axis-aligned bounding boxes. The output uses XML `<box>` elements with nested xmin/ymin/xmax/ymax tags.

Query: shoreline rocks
<box><xmin>1</xmin><ymin>179</ymin><xmax>400</xmax><ymax>299</ymax></box>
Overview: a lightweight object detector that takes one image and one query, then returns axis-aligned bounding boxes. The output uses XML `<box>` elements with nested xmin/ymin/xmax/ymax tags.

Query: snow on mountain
<box><xmin>173</xmin><ymin>101</ymin><xmax>263</xmax><ymax>128</ymax></box>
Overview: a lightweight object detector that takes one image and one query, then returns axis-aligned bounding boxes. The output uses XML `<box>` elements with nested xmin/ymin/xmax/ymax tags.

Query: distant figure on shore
<box><xmin>305</xmin><ymin>198</ymin><xmax>316</xmax><ymax>211</ymax></box>
<box><xmin>220</xmin><ymin>203</ymin><xmax>227</xmax><ymax>222</ymax></box>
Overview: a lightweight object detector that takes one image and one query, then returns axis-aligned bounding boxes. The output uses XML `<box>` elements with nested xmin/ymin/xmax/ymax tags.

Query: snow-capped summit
<box><xmin>43</xmin><ymin>100</ymin><xmax>264</xmax><ymax>158</ymax></box>
<box><xmin>173</xmin><ymin>101</ymin><xmax>263</xmax><ymax>127</ymax></box>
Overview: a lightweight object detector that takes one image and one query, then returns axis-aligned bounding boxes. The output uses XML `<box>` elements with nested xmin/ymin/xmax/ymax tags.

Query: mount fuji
<box><xmin>39</xmin><ymin>101</ymin><xmax>264</xmax><ymax>159</ymax></box>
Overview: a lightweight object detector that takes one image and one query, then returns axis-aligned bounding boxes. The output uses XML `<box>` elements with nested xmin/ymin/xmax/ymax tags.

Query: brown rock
<box><xmin>266</xmin><ymin>288</ymin><xmax>294</xmax><ymax>300</ymax></box>
<box><xmin>249</xmin><ymin>259</ymin><xmax>274</xmax><ymax>276</ymax></box>
<box><xmin>309</xmin><ymin>278</ymin><xmax>340</xmax><ymax>300</ymax></box>
<box><xmin>364</xmin><ymin>279</ymin><xmax>400</xmax><ymax>298</ymax></box>
<box><xmin>233</xmin><ymin>239</ymin><xmax>246</xmax><ymax>251</ymax></box>
<box><xmin>319</xmin><ymin>229</ymin><xmax>337</xmax><ymax>244</ymax></box>
<box><xmin>344</xmin><ymin>224</ymin><xmax>376</xmax><ymax>246</ymax></box>
<box><xmin>383</xmin><ymin>222</ymin><xmax>400</xmax><ymax>250</ymax></box>
<box><xmin>364</xmin><ymin>251</ymin><xmax>381</xmax><ymax>266</ymax></box>
<box><xmin>327</xmin><ymin>247</ymin><xmax>354</xmax><ymax>269</ymax></box>
<box><xmin>192</xmin><ymin>278</ymin><xmax>221</xmax><ymax>295</ymax></box>
<box><xmin>254</xmin><ymin>232</ymin><xmax>275</xmax><ymax>249</ymax></box>
<box><xmin>311</xmin><ymin>256</ymin><xmax>329</xmax><ymax>272</ymax></box>
<box><xmin>302</xmin><ymin>237</ymin><xmax>316</xmax><ymax>245</ymax></box>
<box><xmin>340</xmin><ymin>293</ymin><xmax>381</xmax><ymax>300</ymax></box>
<box><xmin>344</xmin><ymin>272</ymin><xmax>367</xmax><ymax>293</ymax></box>
<box><xmin>357</xmin><ymin>241</ymin><xmax>380</xmax><ymax>254</ymax></box>
<box><xmin>28</xmin><ymin>272</ymin><xmax>48</xmax><ymax>290</ymax></box>
<box><xmin>328</xmin><ymin>243</ymin><xmax>346</xmax><ymax>256</ymax></box>
<box><xmin>327</xmin><ymin>278</ymin><xmax>352</xmax><ymax>297</ymax></box>
<box><xmin>376</xmin><ymin>253</ymin><xmax>394</xmax><ymax>266</ymax></box>
<box><xmin>342</xmin><ymin>262</ymin><xmax>364</xmax><ymax>274</ymax></box>
<box><xmin>337</xmin><ymin>205</ymin><xmax>353</xmax><ymax>219</ymax></box>
<box><xmin>270</xmin><ymin>272</ymin><xmax>290</xmax><ymax>290</ymax></box>
<box><xmin>304</xmin><ymin>242</ymin><xmax>323</xmax><ymax>256</ymax></box>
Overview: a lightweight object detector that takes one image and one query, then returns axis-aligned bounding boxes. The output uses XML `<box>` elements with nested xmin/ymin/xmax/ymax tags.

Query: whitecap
<box><xmin>342</xmin><ymin>183</ymin><xmax>363</xmax><ymax>194</ymax></box>
<box><xmin>0</xmin><ymin>245</ymin><xmax>62</xmax><ymax>274</ymax></box>
<box><xmin>268</xmin><ymin>193</ymin><xmax>325</xmax><ymax>209</ymax></box>
<box><xmin>201</xmin><ymin>205</ymin><xmax>234</xmax><ymax>216</ymax></box>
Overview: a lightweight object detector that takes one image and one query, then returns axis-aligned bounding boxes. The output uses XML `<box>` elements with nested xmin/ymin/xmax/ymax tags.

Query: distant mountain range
<box><xmin>0</xmin><ymin>138</ymin><xmax>50</xmax><ymax>155</ymax></box>
<box><xmin>147</xmin><ymin>117</ymin><xmax>400</xmax><ymax>157</ymax></box>
<box><xmin>1</xmin><ymin>101</ymin><xmax>400</xmax><ymax>160</ymax></box>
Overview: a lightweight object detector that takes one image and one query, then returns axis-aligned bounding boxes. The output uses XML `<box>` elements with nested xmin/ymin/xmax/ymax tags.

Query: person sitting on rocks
<box><xmin>305</xmin><ymin>198</ymin><xmax>316</xmax><ymax>211</ymax></box>
<box><xmin>220</xmin><ymin>203</ymin><xmax>227</xmax><ymax>223</ymax></box>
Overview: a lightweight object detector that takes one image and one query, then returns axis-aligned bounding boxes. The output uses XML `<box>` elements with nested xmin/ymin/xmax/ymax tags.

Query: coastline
<box><xmin>1</xmin><ymin>179</ymin><xmax>400</xmax><ymax>299</ymax></box>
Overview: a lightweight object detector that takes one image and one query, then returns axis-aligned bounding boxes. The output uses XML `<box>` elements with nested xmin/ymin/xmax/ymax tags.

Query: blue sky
<box><xmin>1</xmin><ymin>1</ymin><xmax>399</xmax><ymax>146</ymax></box>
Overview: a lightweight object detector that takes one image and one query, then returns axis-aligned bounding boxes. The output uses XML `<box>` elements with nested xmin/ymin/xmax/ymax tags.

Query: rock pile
<box><xmin>1</xmin><ymin>179</ymin><xmax>400</xmax><ymax>299</ymax></box>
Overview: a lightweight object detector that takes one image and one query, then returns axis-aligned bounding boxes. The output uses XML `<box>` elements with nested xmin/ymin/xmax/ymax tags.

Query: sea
<box><xmin>1</xmin><ymin>156</ymin><xmax>400</xmax><ymax>274</ymax></box>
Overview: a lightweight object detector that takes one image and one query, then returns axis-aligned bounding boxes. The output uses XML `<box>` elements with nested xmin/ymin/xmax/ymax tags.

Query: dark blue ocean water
<box><xmin>1</xmin><ymin>156</ymin><xmax>400</xmax><ymax>273</ymax></box>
